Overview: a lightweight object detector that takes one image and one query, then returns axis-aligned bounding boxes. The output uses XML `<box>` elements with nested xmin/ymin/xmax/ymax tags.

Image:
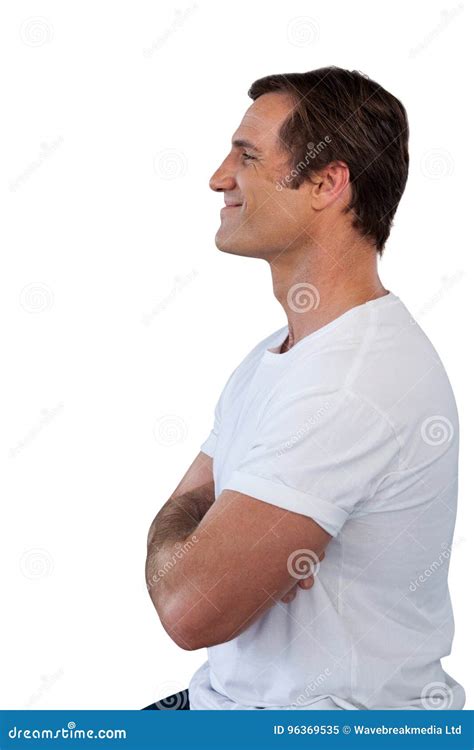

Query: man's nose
<box><xmin>209</xmin><ymin>158</ymin><xmax>236</xmax><ymax>192</ymax></box>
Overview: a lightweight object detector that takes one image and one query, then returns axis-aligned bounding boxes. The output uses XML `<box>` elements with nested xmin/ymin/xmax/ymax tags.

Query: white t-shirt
<box><xmin>188</xmin><ymin>291</ymin><xmax>465</xmax><ymax>710</ymax></box>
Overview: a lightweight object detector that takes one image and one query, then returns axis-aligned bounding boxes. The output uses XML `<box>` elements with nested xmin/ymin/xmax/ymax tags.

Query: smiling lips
<box><xmin>222</xmin><ymin>200</ymin><xmax>242</xmax><ymax>213</ymax></box>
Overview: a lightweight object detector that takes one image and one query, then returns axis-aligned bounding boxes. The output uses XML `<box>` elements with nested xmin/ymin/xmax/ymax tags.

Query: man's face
<box><xmin>209</xmin><ymin>92</ymin><xmax>313</xmax><ymax>261</ymax></box>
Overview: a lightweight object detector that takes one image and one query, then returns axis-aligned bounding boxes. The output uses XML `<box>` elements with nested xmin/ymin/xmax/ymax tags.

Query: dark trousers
<box><xmin>142</xmin><ymin>689</ymin><xmax>267</xmax><ymax>710</ymax></box>
<box><xmin>142</xmin><ymin>689</ymin><xmax>190</xmax><ymax>710</ymax></box>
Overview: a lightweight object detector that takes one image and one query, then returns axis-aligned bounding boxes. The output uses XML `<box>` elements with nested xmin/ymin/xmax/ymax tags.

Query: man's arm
<box><xmin>147</xmin><ymin>486</ymin><xmax>331</xmax><ymax>651</ymax></box>
<box><xmin>168</xmin><ymin>450</ymin><xmax>215</xmax><ymax>501</ymax></box>
<box><xmin>145</xmin><ymin>451</ymin><xmax>215</xmax><ymax>597</ymax></box>
<box><xmin>146</xmin><ymin>481</ymin><xmax>214</xmax><ymax>548</ymax></box>
<box><xmin>147</xmin><ymin>450</ymin><xmax>215</xmax><ymax>546</ymax></box>
<box><xmin>145</xmin><ymin>481</ymin><xmax>215</xmax><ymax>603</ymax></box>
<box><xmin>146</xmin><ymin>451</ymin><xmax>316</xmax><ymax>646</ymax></box>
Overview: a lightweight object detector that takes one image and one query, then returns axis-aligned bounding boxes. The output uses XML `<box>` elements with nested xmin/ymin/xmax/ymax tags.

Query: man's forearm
<box><xmin>145</xmin><ymin>481</ymin><xmax>215</xmax><ymax>617</ymax></box>
<box><xmin>146</xmin><ymin>481</ymin><xmax>215</xmax><ymax>550</ymax></box>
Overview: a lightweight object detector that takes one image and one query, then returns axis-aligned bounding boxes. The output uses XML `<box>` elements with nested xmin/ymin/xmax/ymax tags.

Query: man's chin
<box><xmin>215</xmin><ymin>239</ymin><xmax>259</xmax><ymax>258</ymax></box>
<box><xmin>215</xmin><ymin>230</ymin><xmax>245</xmax><ymax>255</ymax></box>
<box><xmin>214</xmin><ymin>226</ymin><xmax>262</xmax><ymax>257</ymax></box>
<box><xmin>216</xmin><ymin>237</ymin><xmax>279</xmax><ymax>261</ymax></box>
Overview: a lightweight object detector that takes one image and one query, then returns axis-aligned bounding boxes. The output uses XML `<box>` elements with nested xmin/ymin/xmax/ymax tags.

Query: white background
<box><xmin>0</xmin><ymin>0</ymin><xmax>471</xmax><ymax>709</ymax></box>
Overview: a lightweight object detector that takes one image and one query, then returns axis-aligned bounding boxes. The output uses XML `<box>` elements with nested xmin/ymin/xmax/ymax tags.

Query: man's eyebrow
<box><xmin>231</xmin><ymin>138</ymin><xmax>263</xmax><ymax>154</ymax></box>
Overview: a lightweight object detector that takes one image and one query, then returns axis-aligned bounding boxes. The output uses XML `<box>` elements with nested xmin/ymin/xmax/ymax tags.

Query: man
<box><xmin>144</xmin><ymin>66</ymin><xmax>465</xmax><ymax>711</ymax></box>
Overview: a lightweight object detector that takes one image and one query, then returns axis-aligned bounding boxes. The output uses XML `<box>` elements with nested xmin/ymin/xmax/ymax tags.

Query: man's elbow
<box><xmin>157</xmin><ymin>595</ymin><xmax>231</xmax><ymax>651</ymax></box>
<box><xmin>146</xmin><ymin>565</ymin><xmax>206</xmax><ymax>650</ymax></box>
<box><xmin>162</xmin><ymin>618</ymin><xmax>202</xmax><ymax>651</ymax></box>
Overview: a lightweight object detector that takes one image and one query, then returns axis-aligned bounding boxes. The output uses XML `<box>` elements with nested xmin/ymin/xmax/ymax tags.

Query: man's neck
<box><xmin>283</xmin><ymin>286</ymin><xmax>388</xmax><ymax>352</ymax></box>
<box><xmin>269</xmin><ymin>243</ymin><xmax>386</xmax><ymax>351</ymax></box>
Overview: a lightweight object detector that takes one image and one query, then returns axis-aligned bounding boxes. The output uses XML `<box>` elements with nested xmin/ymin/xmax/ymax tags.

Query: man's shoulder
<box><xmin>228</xmin><ymin>325</ymin><xmax>288</xmax><ymax>374</ymax></box>
<box><xmin>246</xmin><ymin>325</ymin><xmax>288</xmax><ymax>358</ymax></box>
<box><xmin>215</xmin><ymin>324</ymin><xmax>288</xmax><ymax>400</ymax></box>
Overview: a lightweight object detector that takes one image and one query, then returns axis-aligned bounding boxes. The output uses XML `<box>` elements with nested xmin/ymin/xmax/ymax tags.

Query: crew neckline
<box><xmin>263</xmin><ymin>291</ymin><xmax>398</xmax><ymax>360</ymax></box>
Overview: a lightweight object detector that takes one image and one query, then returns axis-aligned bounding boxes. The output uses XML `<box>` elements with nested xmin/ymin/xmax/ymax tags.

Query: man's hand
<box><xmin>280</xmin><ymin>550</ymin><xmax>325</xmax><ymax>603</ymax></box>
<box><xmin>150</xmin><ymin>488</ymin><xmax>332</xmax><ymax>650</ymax></box>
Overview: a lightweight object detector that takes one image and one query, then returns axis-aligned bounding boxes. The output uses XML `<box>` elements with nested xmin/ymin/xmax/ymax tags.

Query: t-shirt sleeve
<box><xmin>221</xmin><ymin>387</ymin><xmax>400</xmax><ymax>537</ymax></box>
<box><xmin>199</xmin><ymin>390</ymin><xmax>224</xmax><ymax>458</ymax></box>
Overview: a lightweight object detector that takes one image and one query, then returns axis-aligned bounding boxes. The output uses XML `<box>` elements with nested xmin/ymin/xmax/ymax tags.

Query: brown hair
<box><xmin>248</xmin><ymin>66</ymin><xmax>409</xmax><ymax>255</ymax></box>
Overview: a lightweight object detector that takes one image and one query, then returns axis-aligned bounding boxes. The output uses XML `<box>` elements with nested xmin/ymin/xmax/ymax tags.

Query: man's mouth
<box><xmin>221</xmin><ymin>202</ymin><xmax>243</xmax><ymax>212</ymax></box>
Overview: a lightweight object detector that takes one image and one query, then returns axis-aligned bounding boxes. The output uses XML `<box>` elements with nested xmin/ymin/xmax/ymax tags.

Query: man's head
<box><xmin>209</xmin><ymin>66</ymin><xmax>409</xmax><ymax>261</ymax></box>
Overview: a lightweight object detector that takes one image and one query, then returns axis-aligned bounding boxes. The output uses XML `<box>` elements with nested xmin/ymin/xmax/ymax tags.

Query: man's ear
<box><xmin>308</xmin><ymin>161</ymin><xmax>351</xmax><ymax>210</ymax></box>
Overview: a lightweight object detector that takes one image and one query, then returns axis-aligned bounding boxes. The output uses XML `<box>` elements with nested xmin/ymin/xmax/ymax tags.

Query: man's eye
<box><xmin>242</xmin><ymin>152</ymin><xmax>256</xmax><ymax>162</ymax></box>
